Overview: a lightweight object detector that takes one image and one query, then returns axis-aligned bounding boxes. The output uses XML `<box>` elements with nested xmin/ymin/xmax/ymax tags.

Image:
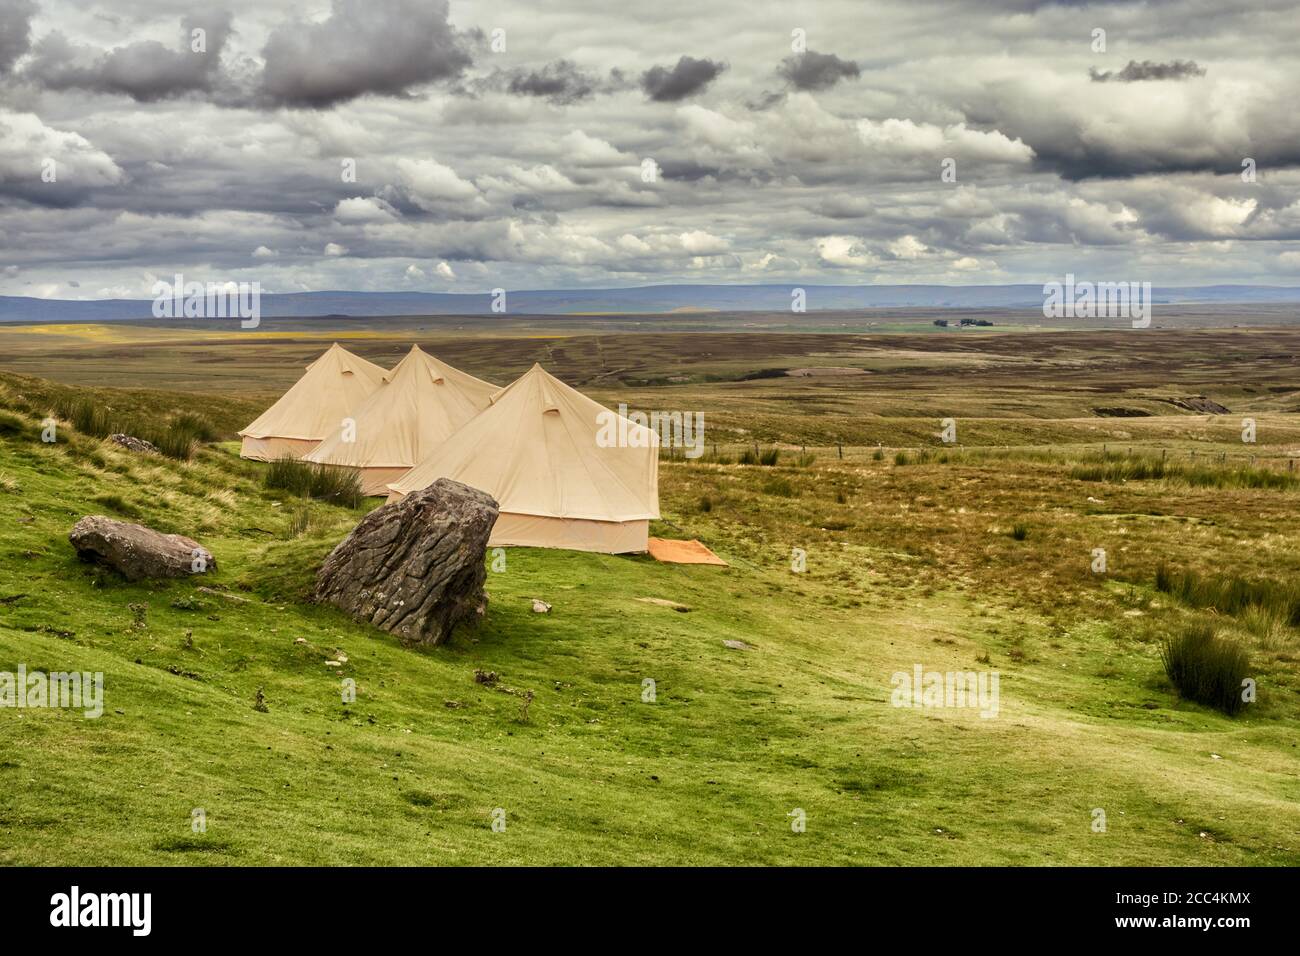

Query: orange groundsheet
<box><xmin>646</xmin><ymin>537</ymin><xmax>729</xmax><ymax>566</ymax></box>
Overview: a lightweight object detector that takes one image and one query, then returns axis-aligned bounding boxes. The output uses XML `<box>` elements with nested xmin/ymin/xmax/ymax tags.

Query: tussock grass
<box><xmin>1155</xmin><ymin>563</ymin><xmax>1300</xmax><ymax>626</ymax></box>
<box><xmin>762</xmin><ymin>476</ymin><xmax>798</xmax><ymax>498</ymax></box>
<box><xmin>171</xmin><ymin>412</ymin><xmax>219</xmax><ymax>442</ymax></box>
<box><xmin>1160</xmin><ymin>623</ymin><xmax>1251</xmax><ymax>715</ymax></box>
<box><xmin>738</xmin><ymin>447</ymin><xmax>781</xmax><ymax>466</ymax></box>
<box><xmin>0</xmin><ymin>410</ymin><xmax>28</xmax><ymax>436</ymax></box>
<box><xmin>285</xmin><ymin>504</ymin><xmax>316</xmax><ymax>538</ymax></box>
<box><xmin>1071</xmin><ymin>456</ymin><xmax>1298</xmax><ymax>490</ymax></box>
<box><xmin>1235</xmin><ymin>605</ymin><xmax>1295</xmax><ymax>652</ymax></box>
<box><xmin>53</xmin><ymin>396</ymin><xmax>202</xmax><ymax>461</ymax></box>
<box><xmin>263</xmin><ymin>456</ymin><xmax>363</xmax><ymax>508</ymax></box>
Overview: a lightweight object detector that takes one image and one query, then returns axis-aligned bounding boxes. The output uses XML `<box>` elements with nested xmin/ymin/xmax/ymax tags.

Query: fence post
<box><xmin>837</xmin><ymin>444</ymin><xmax>842</xmax><ymax>459</ymax></box>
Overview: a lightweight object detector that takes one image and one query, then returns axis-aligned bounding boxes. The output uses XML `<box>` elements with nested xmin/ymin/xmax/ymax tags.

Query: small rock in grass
<box><xmin>108</xmin><ymin>434</ymin><xmax>159</xmax><ymax>455</ymax></box>
<box><xmin>531</xmin><ymin>599</ymin><xmax>552</xmax><ymax>613</ymax></box>
<box><xmin>723</xmin><ymin>639</ymin><xmax>752</xmax><ymax>650</ymax></box>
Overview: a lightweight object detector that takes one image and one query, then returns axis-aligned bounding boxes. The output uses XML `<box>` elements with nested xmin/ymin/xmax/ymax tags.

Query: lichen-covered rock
<box><xmin>313</xmin><ymin>478</ymin><xmax>498</xmax><ymax>646</ymax></box>
<box><xmin>69</xmin><ymin>515</ymin><xmax>215</xmax><ymax>581</ymax></box>
<box><xmin>107</xmin><ymin>434</ymin><xmax>159</xmax><ymax>455</ymax></box>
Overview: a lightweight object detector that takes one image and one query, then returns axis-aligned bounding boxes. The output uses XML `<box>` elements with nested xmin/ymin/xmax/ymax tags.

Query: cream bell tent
<box><xmin>386</xmin><ymin>363</ymin><xmax>660</xmax><ymax>554</ymax></box>
<box><xmin>239</xmin><ymin>343</ymin><xmax>387</xmax><ymax>461</ymax></box>
<box><xmin>302</xmin><ymin>345</ymin><xmax>498</xmax><ymax>495</ymax></box>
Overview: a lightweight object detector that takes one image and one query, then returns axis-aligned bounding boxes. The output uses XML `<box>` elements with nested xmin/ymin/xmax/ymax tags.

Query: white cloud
<box><xmin>815</xmin><ymin>236</ymin><xmax>877</xmax><ymax>269</ymax></box>
<box><xmin>0</xmin><ymin>111</ymin><xmax>125</xmax><ymax>186</ymax></box>
<box><xmin>680</xmin><ymin>229</ymin><xmax>729</xmax><ymax>255</ymax></box>
<box><xmin>334</xmin><ymin>196</ymin><xmax>398</xmax><ymax>223</ymax></box>
<box><xmin>889</xmin><ymin>235</ymin><xmax>929</xmax><ymax>260</ymax></box>
<box><xmin>397</xmin><ymin>157</ymin><xmax>480</xmax><ymax>208</ymax></box>
<box><xmin>557</xmin><ymin>130</ymin><xmax>631</xmax><ymax>167</ymax></box>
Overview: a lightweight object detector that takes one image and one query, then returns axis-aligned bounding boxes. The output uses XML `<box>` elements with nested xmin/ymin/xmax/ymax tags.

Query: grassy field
<box><xmin>0</xmin><ymin>321</ymin><xmax>1297</xmax><ymax>865</ymax></box>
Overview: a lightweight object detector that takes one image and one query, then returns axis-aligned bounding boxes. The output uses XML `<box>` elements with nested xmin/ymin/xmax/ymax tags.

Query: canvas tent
<box><xmin>302</xmin><ymin>345</ymin><xmax>498</xmax><ymax>495</ymax></box>
<box><xmin>386</xmin><ymin>363</ymin><xmax>660</xmax><ymax>554</ymax></box>
<box><xmin>238</xmin><ymin>343</ymin><xmax>387</xmax><ymax>461</ymax></box>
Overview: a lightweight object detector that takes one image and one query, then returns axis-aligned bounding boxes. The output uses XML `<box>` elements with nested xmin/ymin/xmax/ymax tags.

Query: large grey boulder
<box><xmin>69</xmin><ymin>516</ymin><xmax>216</xmax><ymax>581</ymax></box>
<box><xmin>313</xmin><ymin>479</ymin><xmax>499</xmax><ymax>646</ymax></box>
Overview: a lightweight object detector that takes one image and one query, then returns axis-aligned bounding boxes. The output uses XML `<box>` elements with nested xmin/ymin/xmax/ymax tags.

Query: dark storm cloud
<box><xmin>777</xmin><ymin>51</ymin><xmax>860</xmax><ymax>91</ymax></box>
<box><xmin>498</xmin><ymin>60</ymin><xmax>608</xmax><ymax>104</ymax></box>
<box><xmin>1031</xmin><ymin>146</ymin><xmax>1297</xmax><ymax>181</ymax></box>
<box><xmin>639</xmin><ymin>56</ymin><xmax>726</xmax><ymax>102</ymax></box>
<box><xmin>25</xmin><ymin>13</ymin><xmax>234</xmax><ymax>102</ymax></box>
<box><xmin>0</xmin><ymin>0</ymin><xmax>36</xmax><ymax>74</ymax></box>
<box><xmin>1090</xmin><ymin>60</ymin><xmax>1207</xmax><ymax>82</ymax></box>
<box><xmin>259</xmin><ymin>0</ymin><xmax>472</xmax><ymax>107</ymax></box>
<box><xmin>654</xmin><ymin>160</ymin><xmax>718</xmax><ymax>182</ymax></box>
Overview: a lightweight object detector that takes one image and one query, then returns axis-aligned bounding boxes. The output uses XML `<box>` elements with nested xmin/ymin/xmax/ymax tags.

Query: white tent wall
<box><xmin>487</xmin><ymin>514</ymin><xmax>650</xmax><ymax>554</ymax></box>
<box><xmin>238</xmin><ymin>435</ymin><xmax>322</xmax><ymax>462</ymax></box>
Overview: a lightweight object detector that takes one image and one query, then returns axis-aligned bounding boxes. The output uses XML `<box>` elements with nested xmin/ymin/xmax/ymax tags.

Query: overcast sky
<box><xmin>1</xmin><ymin>0</ymin><xmax>1298</xmax><ymax>299</ymax></box>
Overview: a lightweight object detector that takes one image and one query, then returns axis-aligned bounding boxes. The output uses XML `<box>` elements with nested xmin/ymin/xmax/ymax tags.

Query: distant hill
<box><xmin>3</xmin><ymin>283</ymin><xmax>1300</xmax><ymax>322</ymax></box>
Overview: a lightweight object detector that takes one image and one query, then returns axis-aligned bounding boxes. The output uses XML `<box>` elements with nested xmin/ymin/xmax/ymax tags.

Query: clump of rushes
<box><xmin>263</xmin><ymin>456</ymin><xmax>363</xmax><ymax>509</ymax></box>
<box><xmin>1010</xmin><ymin>522</ymin><xmax>1028</xmax><ymax>541</ymax></box>
<box><xmin>1160</xmin><ymin>623</ymin><xmax>1250</xmax><ymax>715</ymax></box>
<box><xmin>1154</xmin><ymin>563</ymin><xmax>1300</xmax><ymax>625</ymax></box>
<box><xmin>53</xmin><ymin>397</ymin><xmax>203</xmax><ymax>461</ymax></box>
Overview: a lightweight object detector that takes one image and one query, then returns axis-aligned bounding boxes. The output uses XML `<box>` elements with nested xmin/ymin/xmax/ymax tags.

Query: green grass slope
<box><xmin>0</xmin><ymin>392</ymin><xmax>1297</xmax><ymax>865</ymax></box>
